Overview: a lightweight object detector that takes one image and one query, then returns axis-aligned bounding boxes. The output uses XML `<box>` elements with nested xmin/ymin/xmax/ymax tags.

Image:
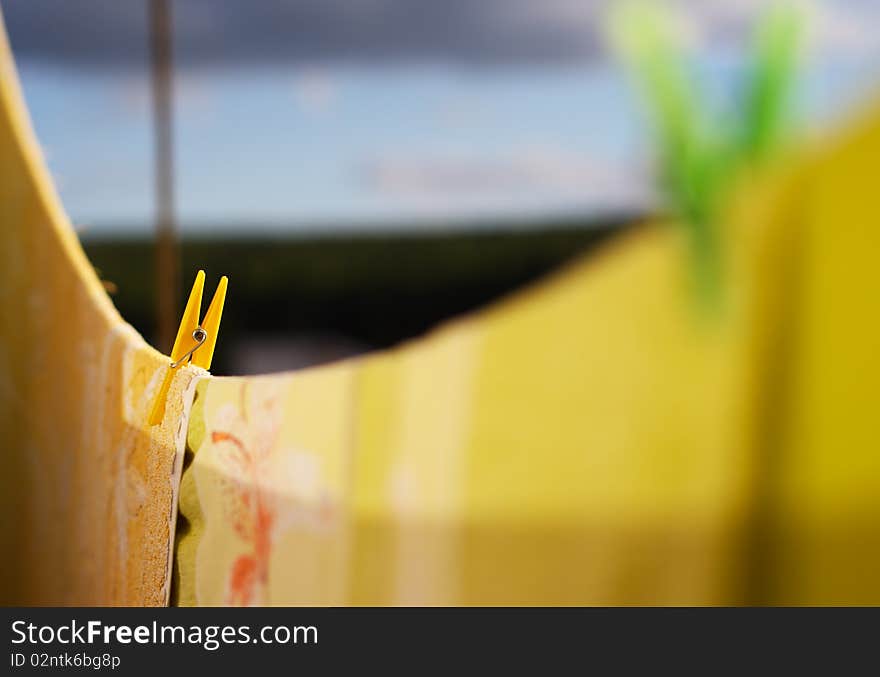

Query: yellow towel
<box><xmin>174</xmin><ymin>105</ymin><xmax>880</xmax><ymax>607</ymax></box>
<box><xmin>763</xmin><ymin>108</ymin><xmax>880</xmax><ymax>604</ymax></box>
<box><xmin>0</xmin><ymin>14</ymin><xmax>200</xmax><ymax>605</ymax></box>
<box><xmin>174</xmin><ymin>166</ymin><xmax>803</xmax><ymax>604</ymax></box>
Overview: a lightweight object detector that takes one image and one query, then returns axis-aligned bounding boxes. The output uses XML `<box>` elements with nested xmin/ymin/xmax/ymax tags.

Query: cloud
<box><xmin>1</xmin><ymin>0</ymin><xmax>604</xmax><ymax>67</ymax></box>
<box><xmin>804</xmin><ymin>0</ymin><xmax>880</xmax><ymax>58</ymax></box>
<box><xmin>291</xmin><ymin>70</ymin><xmax>338</xmax><ymax>114</ymax></box>
<box><xmin>4</xmin><ymin>0</ymin><xmax>877</xmax><ymax>69</ymax></box>
<box><xmin>663</xmin><ymin>0</ymin><xmax>880</xmax><ymax>59</ymax></box>
<box><xmin>361</xmin><ymin>145</ymin><xmax>655</xmax><ymax>218</ymax></box>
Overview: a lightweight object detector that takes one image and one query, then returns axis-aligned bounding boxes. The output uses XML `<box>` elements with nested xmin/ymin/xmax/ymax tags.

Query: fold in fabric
<box><xmin>0</xmin><ymin>14</ymin><xmax>201</xmax><ymax>606</ymax></box>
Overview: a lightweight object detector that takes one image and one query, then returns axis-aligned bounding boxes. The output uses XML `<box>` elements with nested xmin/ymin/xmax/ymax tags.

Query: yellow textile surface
<box><xmin>767</xmin><ymin>110</ymin><xmax>880</xmax><ymax>604</ymax></box>
<box><xmin>176</xmin><ymin>366</ymin><xmax>356</xmax><ymax>606</ymax></box>
<box><xmin>176</xmin><ymin>232</ymin><xmax>759</xmax><ymax>605</ymax></box>
<box><xmin>0</xmin><ymin>16</ymin><xmax>200</xmax><ymax>605</ymax></box>
<box><xmin>174</xmin><ymin>181</ymin><xmax>780</xmax><ymax>605</ymax></box>
<box><xmin>176</xmin><ymin>110</ymin><xmax>880</xmax><ymax>606</ymax></box>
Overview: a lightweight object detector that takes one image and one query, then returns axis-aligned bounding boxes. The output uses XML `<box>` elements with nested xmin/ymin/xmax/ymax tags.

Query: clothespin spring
<box><xmin>170</xmin><ymin>327</ymin><xmax>208</xmax><ymax>368</ymax></box>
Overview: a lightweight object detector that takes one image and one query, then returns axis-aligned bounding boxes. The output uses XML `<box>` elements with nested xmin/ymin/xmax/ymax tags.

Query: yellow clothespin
<box><xmin>148</xmin><ymin>270</ymin><xmax>227</xmax><ymax>426</ymax></box>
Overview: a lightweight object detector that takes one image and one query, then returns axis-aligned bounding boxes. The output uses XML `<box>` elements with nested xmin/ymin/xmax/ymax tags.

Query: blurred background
<box><xmin>4</xmin><ymin>0</ymin><xmax>880</xmax><ymax>375</ymax></box>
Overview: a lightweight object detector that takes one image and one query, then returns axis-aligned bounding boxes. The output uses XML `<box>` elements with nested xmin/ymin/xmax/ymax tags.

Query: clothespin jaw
<box><xmin>192</xmin><ymin>275</ymin><xmax>227</xmax><ymax>369</ymax></box>
<box><xmin>148</xmin><ymin>270</ymin><xmax>228</xmax><ymax>426</ymax></box>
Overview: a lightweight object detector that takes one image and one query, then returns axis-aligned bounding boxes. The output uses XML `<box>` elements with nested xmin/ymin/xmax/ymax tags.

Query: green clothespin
<box><xmin>611</xmin><ymin>1</ymin><xmax>805</xmax><ymax>313</ymax></box>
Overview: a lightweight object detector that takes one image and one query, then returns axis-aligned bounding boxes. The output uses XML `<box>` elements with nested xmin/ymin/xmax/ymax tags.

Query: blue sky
<box><xmin>9</xmin><ymin>1</ymin><xmax>880</xmax><ymax>236</ymax></box>
<box><xmin>18</xmin><ymin>64</ymin><xmax>652</xmax><ymax>233</ymax></box>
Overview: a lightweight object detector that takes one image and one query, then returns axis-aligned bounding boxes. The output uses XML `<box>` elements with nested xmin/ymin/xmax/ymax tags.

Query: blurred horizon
<box><xmin>5</xmin><ymin>0</ymin><xmax>880</xmax><ymax>236</ymax></box>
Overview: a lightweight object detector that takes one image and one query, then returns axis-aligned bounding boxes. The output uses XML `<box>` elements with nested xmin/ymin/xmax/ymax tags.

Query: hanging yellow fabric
<box><xmin>174</xmin><ymin>166</ymin><xmax>803</xmax><ymax>604</ymax></box>
<box><xmin>763</xmin><ymin>110</ymin><xmax>880</xmax><ymax>604</ymax></box>
<box><xmin>0</xmin><ymin>14</ymin><xmax>200</xmax><ymax>605</ymax></box>
<box><xmin>174</xmin><ymin>104</ymin><xmax>880</xmax><ymax>608</ymax></box>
